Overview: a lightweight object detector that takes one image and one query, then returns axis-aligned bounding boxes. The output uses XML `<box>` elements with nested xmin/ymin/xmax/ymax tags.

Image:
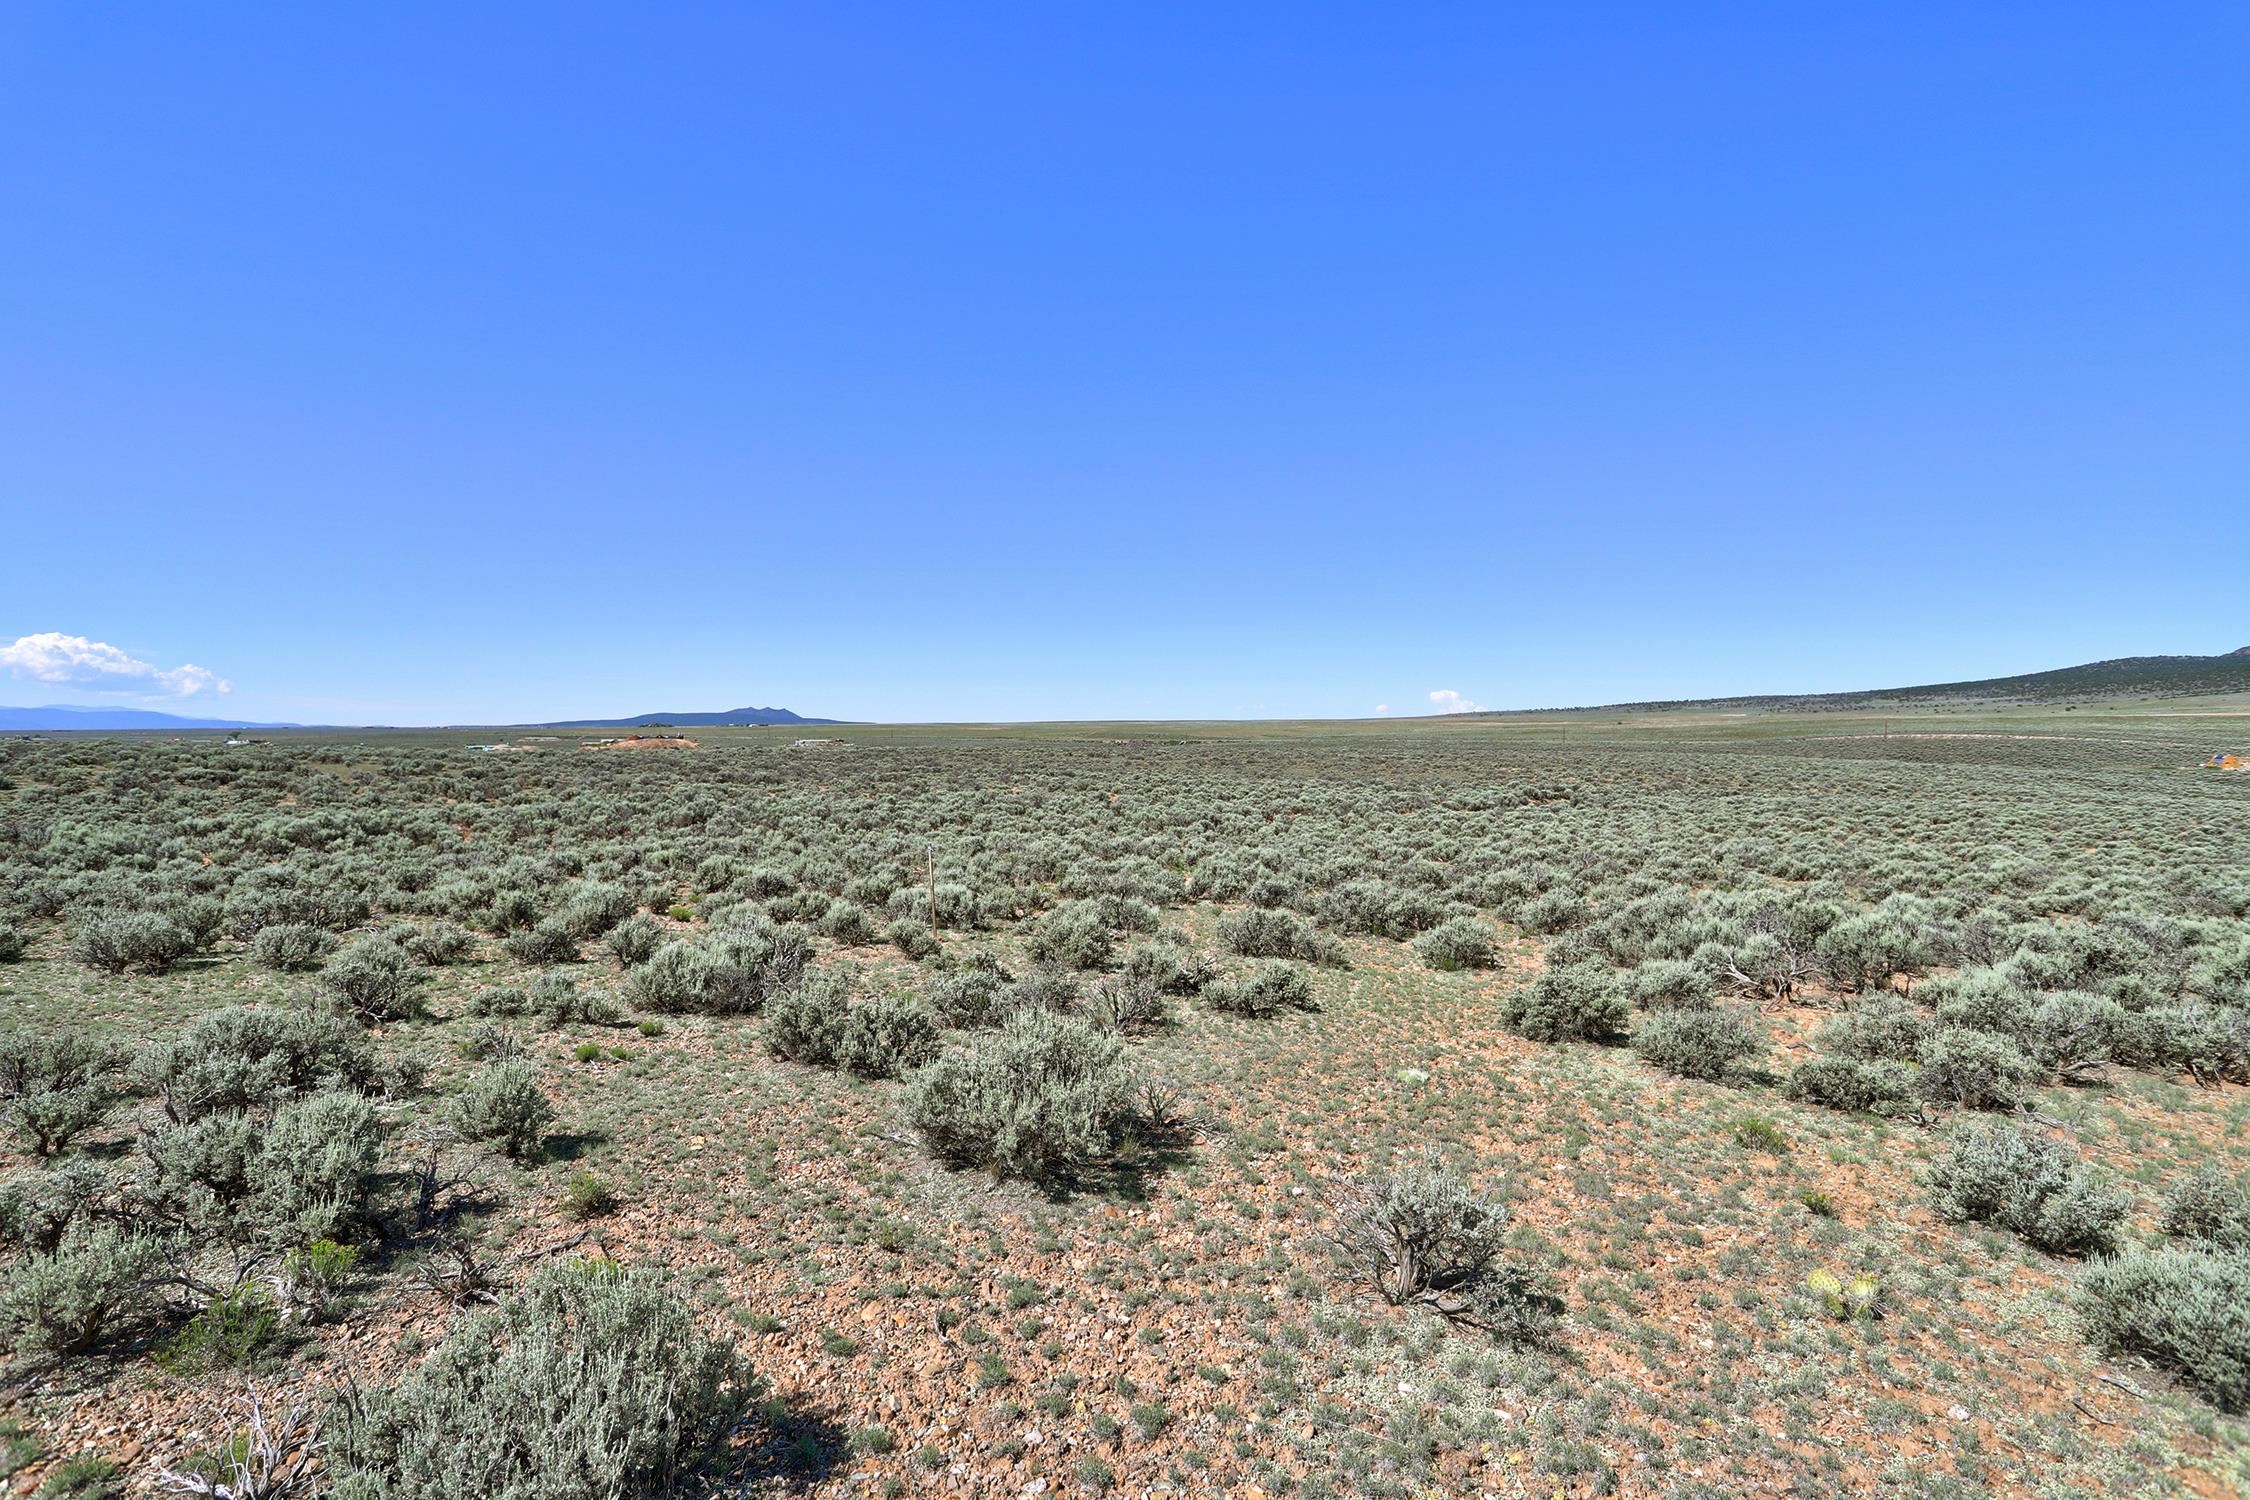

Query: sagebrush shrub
<box><xmin>1783</xmin><ymin>1056</ymin><xmax>1915</xmax><ymax>1115</ymax></box>
<box><xmin>0</xmin><ymin>1220</ymin><xmax>163</xmax><ymax>1356</ymax></box>
<box><xmin>0</xmin><ymin>1033</ymin><xmax>127</xmax><ymax>1156</ymax></box>
<box><xmin>1916</xmin><ymin>1026</ymin><xmax>2039</xmax><ymax>1111</ymax></box>
<box><xmin>502</xmin><ymin>919</ymin><xmax>579</xmax><ymax>965</ymax></box>
<box><xmin>1414</xmin><ymin>917</ymin><xmax>1496</xmax><ymax>972</ymax></box>
<box><xmin>404</xmin><ymin>920</ymin><xmax>476</xmax><ymax>966</ymax></box>
<box><xmin>605</xmin><ymin>913</ymin><xmax>663</xmax><ymax>967</ymax></box>
<box><xmin>1022</xmin><ymin>902</ymin><xmax>1113</xmax><ymax>970</ymax></box>
<box><xmin>71</xmin><ymin>911</ymin><xmax>193</xmax><ymax>975</ymax></box>
<box><xmin>1216</xmin><ymin>908</ymin><xmax>1343</xmax><ymax>967</ymax></box>
<box><xmin>448</xmin><ymin>1060</ymin><xmax>554</xmax><ymax>1159</ymax></box>
<box><xmin>767</xmin><ymin>978</ymin><xmax>940</xmax><ymax>1079</ymax></box>
<box><xmin>1631</xmin><ymin>1006</ymin><xmax>1765</xmax><ymax>1081</ymax></box>
<box><xmin>628</xmin><ymin>925</ymin><xmax>810</xmax><ymax>1015</ymax></box>
<box><xmin>1501</xmin><ymin>963</ymin><xmax>1629</xmax><ymax>1043</ymax></box>
<box><xmin>906</xmin><ymin>1010</ymin><xmax>1134</xmax><ymax>1185</ymax></box>
<box><xmin>328</xmin><ymin>1260</ymin><xmax>752</xmax><ymax>1500</ymax></box>
<box><xmin>322</xmin><ymin>938</ymin><xmax>423</xmax><ymax>1024</ymax></box>
<box><xmin>2078</xmin><ymin>1248</ymin><xmax>2250</xmax><ymax>1412</ymax></box>
<box><xmin>1923</xmin><ymin>1122</ymin><xmax>2131</xmax><ymax>1255</ymax></box>
<box><xmin>925</xmin><ymin>963</ymin><xmax>1012</xmax><ymax>1029</ymax></box>
<box><xmin>253</xmin><ymin>1090</ymin><xmax>384</xmax><ymax>1245</ymax></box>
<box><xmin>2160</xmin><ymin>1164</ymin><xmax>2250</xmax><ymax>1250</ymax></box>
<box><xmin>1322</xmin><ymin>1149</ymin><xmax>1557</xmax><ymax>1343</ymax></box>
<box><xmin>135</xmin><ymin>1006</ymin><xmax>383</xmax><ymax>1122</ymax></box>
<box><xmin>250</xmin><ymin>922</ymin><xmax>337</xmax><ymax>973</ymax></box>
<box><xmin>1815</xmin><ymin>995</ymin><xmax>1930</xmax><ymax>1062</ymax></box>
<box><xmin>1203</xmin><ymin>962</ymin><xmax>1316</xmax><ymax>1018</ymax></box>
<box><xmin>1626</xmin><ymin>958</ymin><xmax>1712</xmax><ymax>1010</ymax></box>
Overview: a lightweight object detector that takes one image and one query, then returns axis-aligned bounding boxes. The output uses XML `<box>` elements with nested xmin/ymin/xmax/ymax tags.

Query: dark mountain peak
<box><xmin>534</xmin><ymin>706</ymin><xmax>842</xmax><ymax>729</ymax></box>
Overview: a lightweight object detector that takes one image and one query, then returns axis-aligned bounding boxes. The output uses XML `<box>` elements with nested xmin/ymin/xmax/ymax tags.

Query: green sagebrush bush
<box><xmin>2161</xmin><ymin>1165</ymin><xmax>2250</xmax><ymax>1250</ymax></box>
<box><xmin>501</xmin><ymin>918</ymin><xmax>579</xmax><ymax>965</ymax></box>
<box><xmin>1626</xmin><ymin>958</ymin><xmax>1713</xmax><ymax>1010</ymax></box>
<box><xmin>1923</xmin><ymin>1121</ymin><xmax>2130</xmax><ymax>1255</ymax></box>
<box><xmin>135</xmin><ymin>1006</ymin><xmax>382</xmax><ymax>1123</ymax></box>
<box><xmin>924</xmin><ymin>959</ymin><xmax>1013</xmax><ymax>1029</ymax></box>
<box><xmin>0</xmin><ymin>927</ymin><xmax>27</xmax><ymax>963</ymax></box>
<box><xmin>1321</xmin><ymin>1149</ymin><xmax>1558</xmax><ymax>1344</ymax></box>
<box><xmin>70</xmin><ymin>910</ymin><xmax>194</xmax><ymax>975</ymax></box>
<box><xmin>1815</xmin><ymin>994</ymin><xmax>1931</xmax><ymax>1062</ymax></box>
<box><xmin>403</xmin><ymin>920</ymin><xmax>476</xmax><ymax>966</ymax></box>
<box><xmin>321</xmin><ymin>937</ymin><xmax>424</xmax><ymax>1024</ymax></box>
<box><xmin>887</xmin><ymin>918</ymin><xmax>941</xmax><ymax>960</ymax></box>
<box><xmin>1414</xmin><ymin>916</ymin><xmax>1496</xmax><ymax>972</ymax></box>
<box><xmin>447</xmin><ymin>1060</ymin><xmax>554</xmax><ymax>1159</ymax></box>
<box><xmin>628</xmin><ymin>924</ymin><xmax>810</xmax><ymax>1015</ymax></box>
<box><xmin>604</xmin><ymin>912</ymin><xmax>663</xmax><ymax>967</ymax></box>
<box><xmin>1121</xmin><ymin>936</ymin><xmax>1215</xmax><ymax>996</ymax></box>
<box><xmin>328</xmin><ymin>1259</ymin><xmax>753</xmax><ymax>1500</ymax></box>
<box><xmin>470</xmin><ymin>974</ymin><xmax>620</xmax><ymax>1029</ymax></box>
<box><xmin>2078</xmin><ymin>1248</ymin><xmax>2250</xmax><ymax>1412</ymax></box>
<box><xmin>1631</xmin><ymin>1005</ymin><xmax>1766</xmax><ymax>1082</ymax></box>
<box><xmin>1022</xmin><ymin>901</ymin><xmax>1113</xmax><ymax>970</ymax></box>
<box><xmin>765</xmin><ymin>976</ymin><xmax>940</xmax><ymax>1079</ymax></box>
<box><xmin>1500</xmin><ymin>962</ymin><xmax>1629</xmax><ymax>1043</ymax></box>
<box><xmin>1202</xmin><ymin>962</ymin><xmax>1317</xmax><ymax>1018</ymax></box>
<box><xmin>138</xmin><ymin>1088</ymin><xmax>384</xmax><ymax>1248</ymax></box>
<box><xmin>0</xmin><ymin>1160</ymin><xmax>108</xmax><ymax>1253</ymax></box>
<box><xmin>0</xmin><ymin>1033</ymin><xmax>127</xmax><ymax>1156</ymax></box>
<box><xmin>817</xmin><ymin>899</ymin><xmax>878</xmax><ymax>947</ymax></box>
<box><xmin>905</xmin><ymin>1009</ymin><xmax>1134</xmax><ymax>1186</ymax></box>
<box><xmin>1216</xmin><ymin>907</ymin><xmax>1344</xmax><ymax>967</ymax></box>
<box><xmin>1916</xmin><ymin>1026</ymin><xmax>2040</xmax><ymax>1111</ymax></box>
<box><xmin>1782</xmin><ymin>1056</ymin><xmax>1916</xmax><ymax>1115</ymax></box>
<box><xmin>249</xmin><ymin>922</ymin><xmax>337</xmax><ymax>973</ymax></box>
<box><xmin>252</xmin><ymin>1090</ymin><xmax>385</xmax><ymax>1245</ymax></box>
<box><xmin>1079</xmin><ymin>973</ymin><xmax>1169</xmax><ymax>1035</ymax></box>
<box><xmin>0</xmin><ymin>1220</ymin><xmax>163</xmax><ymax>1357</ymax></box>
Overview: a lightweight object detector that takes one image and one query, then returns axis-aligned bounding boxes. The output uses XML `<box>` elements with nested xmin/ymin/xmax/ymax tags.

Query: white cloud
<box><xmin>1374</xmin><ymin>704</ymin><xmax>1390</xmax><ymax>715</ymax></box>
<box><xmin>0</xmin><ymin>632</ymin><xmax>231</xmax><ymax>697</ymax></box>
<box><xmin>1427</xmin><ymin>688</ymin><xmax>1480</xmax><ymax>714</ymax></box>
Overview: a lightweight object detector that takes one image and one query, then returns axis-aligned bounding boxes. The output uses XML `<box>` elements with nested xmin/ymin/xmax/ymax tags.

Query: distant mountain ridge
<box><xmin>1498</xmin><ymin>648</ymin><xmax>2250</xmax><ymax>717</ymax></box>
<box><xmin>0</xmin><ymin>705</ymin><xmax>299</xmax><ymax>731</ymax></box>
<box><xmin>534</xmin><ymin>707</ymin><xmax>842</xmax><ymax>728</ymax></box>
<box><xmin>0</xmin><ymin>704</ymin><xmax>838</xmax><ymax>732</ymax></box>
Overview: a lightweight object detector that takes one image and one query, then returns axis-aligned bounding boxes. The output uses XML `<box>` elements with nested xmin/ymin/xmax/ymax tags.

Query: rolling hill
<box><xmin>533</xmin><ymin>707</ymin><xmax>842</xmax><ymax>728</ymax></box>
<box><xmin>1500</xmin><ymin>648</ymin><xmax>2250</xmax><ymax>716</ymax></box>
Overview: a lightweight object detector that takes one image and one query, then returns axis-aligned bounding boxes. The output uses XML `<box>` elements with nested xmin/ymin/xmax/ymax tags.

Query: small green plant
<box><xmin>819</xmin><ymin>1328</ymin><xmax>860</xmax><ymax>1356</ymax></box>
<box><xmin>636</xmin><ymin>1018</ymin><xmax>665</xmax><ymax>1038</ymax></box>
<box><xmin>278</xmin><ymin>1239</ymin><xmax>360</xmax><ymax>1321</ymax></box>
<box><xmin>1806</xmin><ymin>1268</ymin><xmax>1881</xmax><ymax>1321</ymax></box>
<box><xmin>1729</xmin><ymin>1116</ymin><xmax>1790</xmax><ymax>1153</ymax></box>
<box><xmin>1799</xmin><ymin>1188</ymin><xmax>1838</xmax><ymax>1218</ymax></box>
<box><xmin>561</xmin><ymin>1172</ymin><xmax>618</xmax><ymax>1220</ymax></box>
<box><xmin>848</xmin><ymin>1425</ymin><xmax>897</xmax><ymax>1456</ymax></box>
<box><xmin>1129</xmin><ymin>1402</ymin><xmax>1172</xmax><ymax>1438</ymax></box>
<box><xmin>31</xmin><ymin>1454</ymin><xmax>119</xmax><ymax>1500</ymax></box>
<box><xmin>573</xmin><ymin>1042</ymin><xmax>603</xmax><ymax>1063</ymax></box>
<box><xmin>156</xmin><ymin>1283</ymin><xmax>282</xmax><ymax>1375</ymax></box>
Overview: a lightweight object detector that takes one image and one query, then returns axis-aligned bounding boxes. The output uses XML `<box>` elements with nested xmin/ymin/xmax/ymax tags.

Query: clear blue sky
<box><xmin>4</xmin><ymin>5</ymin><xmax>2245</xmax><ymax>724</ymax></box>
